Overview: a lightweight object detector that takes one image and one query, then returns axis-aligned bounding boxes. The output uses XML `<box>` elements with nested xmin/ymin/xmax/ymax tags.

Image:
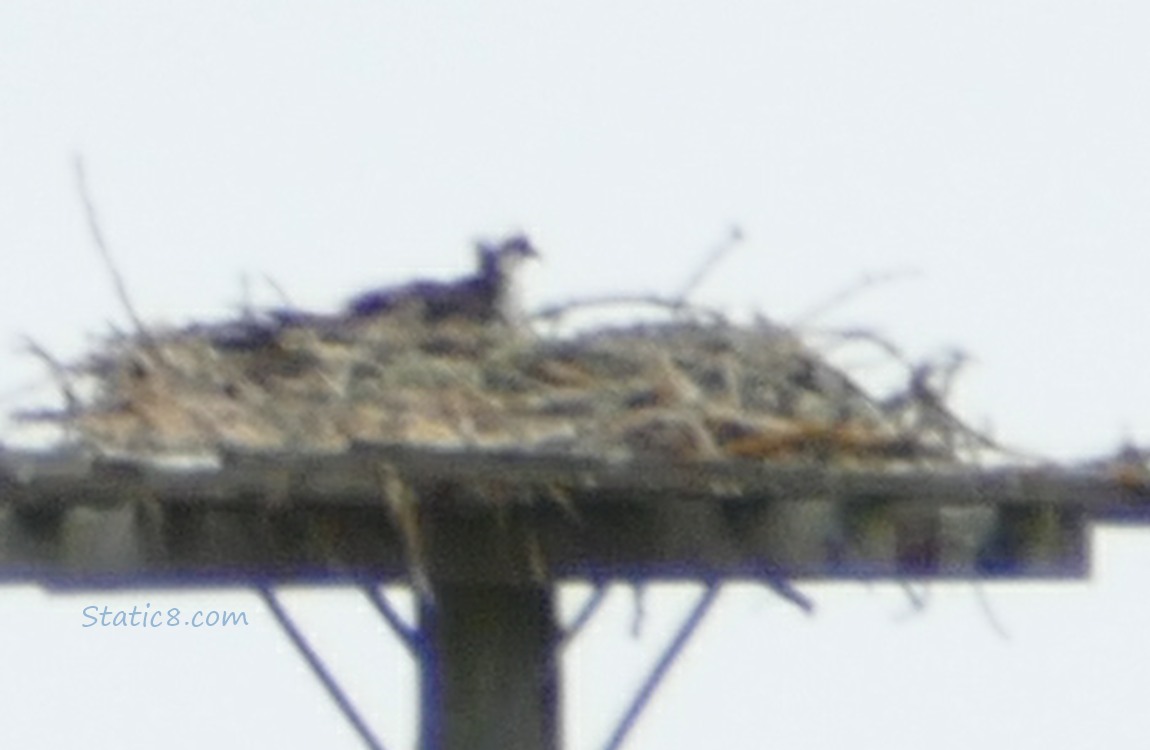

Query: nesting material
<box><xmin>23</xmin><ymin>305</ymin><xmax>982</xmax><ymax>467</ymax></box>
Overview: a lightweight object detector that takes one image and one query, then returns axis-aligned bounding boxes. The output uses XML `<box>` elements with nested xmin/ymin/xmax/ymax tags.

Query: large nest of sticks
<box><xmin>15</xmin><ymin>205</ymin><xmax>994</xmax><ymax>465</ymax></box>
<box><xmin>21</xmin><ymin>298</ymin><xmax>984</xmax><ymax>467</ymax></box>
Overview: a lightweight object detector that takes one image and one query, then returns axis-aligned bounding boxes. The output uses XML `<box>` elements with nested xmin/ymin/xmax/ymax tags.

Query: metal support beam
<box><xmin>603</xmin><ymin>583</ymin><xmax>720</xmax><ymax>750</ymax></box>
<box><xmin>258</xmin><ymin>586</ymin><xmax>387</xmax><ymax>750</ymax></box>
<box><xmin>363</xmin><ymin>585</ymin><xmax>418</xmax><ymax>654</ymax></box>
<box><xmin>418</xmin><ymin>585</ymin><xmax>560</xmax><ymax>750</ymax></box>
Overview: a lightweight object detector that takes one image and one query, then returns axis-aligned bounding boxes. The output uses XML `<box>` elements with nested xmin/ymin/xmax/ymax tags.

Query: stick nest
<box><xmin>21</xmin><ymin>308</ymin><xmax>982</xmax><ymax>466</ymax></box>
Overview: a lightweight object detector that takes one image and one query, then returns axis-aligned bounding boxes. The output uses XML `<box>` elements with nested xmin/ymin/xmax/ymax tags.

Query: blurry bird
<box><xmin>204</xmin><ymin>235</ymin><xmax>539</xmax><ymax>352</ymax></box>
<box><xmin>346</xmin><ymin>234</ymin><xmax>540</xmax><ymax>324</ymax></box>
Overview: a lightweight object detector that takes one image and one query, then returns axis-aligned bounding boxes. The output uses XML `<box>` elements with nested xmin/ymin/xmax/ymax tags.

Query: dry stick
<box><xmin>532</xmin><ymin>227</ymin><xmax>742</xmax><ymax>324</ymax></box>
<box><xmin>807</xmin><ymin>327</ymin><xmax>1037</xmax><ymax>462</ymax></box>
<box><xmin>894</xmin><ymin>581</ymin><xmax>929</xmax><ymax>617</ymax></box>
<box><xmin>238</xmin><ymin>273</ymin><xmax>256</xmax><ymax>319</ymax></box>
<box><xmin>673</xmin><ymin>224</ymin><xmax>744</xmax><ymax>304</ymax></box>
<box><xmin>630</xmin><ymin>582</ymin><xmax>647</xmax><ymax>639</ymax></box>
<box><xmin>901</xmin><ymin>352</ymin><xmax>1041</xmax><ymax>463</ymax></box>
<box><xmin>758</xmin><ymin>322</ymin><xmax>916</xmax><ymax>440</ymax></box>
<box><xmin>971</xmin><ymin>581</ymin><xmax>1011</xmax><ymax>640</ymax></box>
<box><xmin>21</xmin><ymin>337</ymin><xmax>79</xmax><ymax>414</ymax></box>
<box><xmin>526</xmin><ymin>525</ymin><xmax>549</xmax><ymax>584</ymax></box>
<box><xmin>72</xmin><ymin>155</ymin><xmax>151</xmax><ymax>345</ymax></box>
<box><xmin>797</xmin><ymin>276</ymin><xmax>1034</xmax><ymax>461</ymax></box>
<box><xmin>531</xmin><ymin>293</ymin><xmax>725</xmax><ymax>323</ymax></box>
<box><xmin>544</xmin><ymin>482</ymin><xmax>582</xmax><ymax>523</ymax></box>
<box><xmin>791</xmin><ymin>267</ymin><xmax>921</xmax><ymax>327</ymax></box>
<box><xmin>261</xmin><ymin>272</ymin><xmax>297</xmax><ymax>308</ymax></box>
<box><xmin>559</xmin><ymin>584</ymin><xmax>609</xmax><ymax>649</ymax></box>
<box><xmin>376</xmin><ymin>462</ymin><xmax>432</xmax><ymax>602</ymax></box>
<box><xmin>807</xmin><ymin>326</ymin><xmax>913</xmax><ymax>367</ymax></box>
<box><xmin>758</xmin><ymin>570</ymin><xmax>814</xmax><ymax>614</ymax></box>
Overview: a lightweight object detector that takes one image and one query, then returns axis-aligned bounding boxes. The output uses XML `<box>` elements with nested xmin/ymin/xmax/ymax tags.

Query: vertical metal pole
<box><xmin>418</xmin><ymin>584</ymin><xmax>560</xmax><ymax>750</ymax></box>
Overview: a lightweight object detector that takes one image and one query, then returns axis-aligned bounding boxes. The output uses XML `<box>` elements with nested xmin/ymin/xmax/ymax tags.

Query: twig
<box><xmin>375</xmin><ymin>462</ymin><xmax>432</xmax><ymax>602</ymax></box>
<box><xmin>804</xmin><ymin>325</ymin><xmax>913</xmax><ymax>367</ymax></box>
<box><xmin>806</xmin><ymin>330</ymin><xmax>1034</xmax><ymax>462</ymax></box>
<box><xmin>559</xmin><ymin>584</ymin><xmax>609</xmax><ymax>648</ymax></box>
<box><xmin>531</xmin><ymin>294</ymin><xmax>725</xmax><ymax>323</ymax></box>
<box><xmin>8</xmin><ymin>407</ymin><xmax>73</xmax><ymax>423</ymax></box>
<box><xmin>262</xmin><ymin>272</ymin><xmax>296</xmax><ymax>308</ymax></box>
<box><xmin>889</xmin><ymin>351</ymin><xmax>1039</xmax><ymax>462</ymax></box>
<box><xmin>72</xmin><ymin>155</ymin><xmax>150</xmax><ymax>343</ymax></box>
<box><xmin>533</xmin><ymin>228</ymin><xmax>741</xmax><ymax>326</ymax></box>
<box><xmin>238</xmin><ymin>273</ymin><xmax>256</xmax><ymax>320</ymax></box>
<box><xmin>20</xmin><ymin>337</ymin><xmax>79</xmax><ymax>414</ymax></box>
<box><xmin>972</xmin><ymin>581</ymin><xmax>1011</xmax><ymax>640</ymax></box>
<box><xmin>535</xmin><ymin>481</ymin><xmax>581</xmax><ymax>523</ymax></box>
<box><xmin>674</xmin><ymin>225</ymin><xmax>744</xmax><ymax>303</ymax></box>
<box><xmin>892</xmin><ymin>581</ymin><xmax>929</xmax><ymax>620</ymax></box>
<box><xmin>630</xmin><ymin>582</ymin><xmax>647</xmax><ymax>639</ymax></box>
<box><xmin>758</xmin><ymin>571</ymin><xmax>815</xmax><ymax>615</ymax></box>
<box><xmin>791</xmin><ymin>267</ymin><xmax>921</xmax><ymax>327</ymax></box>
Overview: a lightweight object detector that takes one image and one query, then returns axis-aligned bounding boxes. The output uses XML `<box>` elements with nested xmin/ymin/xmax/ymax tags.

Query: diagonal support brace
<box><xmin>602</xmin><ymin>582</ymin><xmax>722</xmax><ymax>750</ymax></box>
<box><xmin>362</xmin><ymin>585</ymin><xmax>419</xmax><ymax>655</ymax></box>
<box><xmin>259</xmin><ymin>586</ymin><xmax>389</xmax><ymax>750</ymax></box>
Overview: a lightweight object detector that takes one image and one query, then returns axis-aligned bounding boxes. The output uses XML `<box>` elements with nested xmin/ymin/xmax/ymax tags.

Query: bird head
<box><xmin>477</xmin><ymin>234</ymin><xmax>541</xmax><ymax>281</ymax></box>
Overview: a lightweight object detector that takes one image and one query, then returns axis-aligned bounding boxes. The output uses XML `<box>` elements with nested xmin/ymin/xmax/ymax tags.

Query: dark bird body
<box><xmin>206</xmin><ymin>235</ymin><xmax>538</xmax><ymax>352</ymax></box>
<box><xmin>346</xmin><ymin>235</ymin><xmax>539</xmax><ymax>323</ymax></box>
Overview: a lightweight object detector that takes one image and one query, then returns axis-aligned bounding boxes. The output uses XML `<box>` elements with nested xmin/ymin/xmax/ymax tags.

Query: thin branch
<box><xmin>891</xmin><ymin>581</ymin><xmax>929</xmax><ymax>621</ymax></box>
<box><xmin>757</xmin><ymin>570</ymin><xmax>815</xmax><ymax>615</ymax></box>
<box><xmin>603</xmin><ymin>582</ymin><xmax>721</xmax><ymax>750</ymax></box>
<box><xmin>262</xmin><ymin>272</ymin><xmax>297</xmax><ymax>308</ymax></box>
<box><xmin>532</xmin><ymin>228</ymin><xmax>741</xmax><ymax>326</ymax></box>
<box><xmin>802</xmin><ymin>329</ymin><xmax>1036</xmax><ymax>462</ymax></box>
<box><xmin>72</xmin><ymin>155</ymin><xmax>150</xmax><ymax>343</ymax></box>
<box><xmin>972</xmin><ymin>581</ymin><xmax>1011</xmax><ymax>640</ymax></box>
<box><xmin>900</xmin><ymin>581</ymin><xmax>928</xmax><ymax>612</ymax></box>
<box><xmin>238</xmin><ymin>273</ymin><xmax>256</xmax><ymax>320</ymax></box>
<box><xmin>674</xmin><ymin>225</ymin><xmax>744</xmax><ymax>303</ymax></box>
<box><xmin>375</xmin><ymin>462</ymin><xmax>432</xmax><ymax>602</ymax></box>
<box><xmin>791</xmin><ymin>267</ymin><xmax>921</xmax><ymax>327</ymax></box>
<box><xmin>559</xmin><ymin>584</ymin><xmax>608</xmax><ymax>648</ymax></box>
<box><xmin>19</xmin><ymin>337</ymin><xmax>79</xmax><ymax>414</ymax></box>
<box><xmin>888</xmin><ymin>351</ymin><xmax>1040</xmax><ymax>462</ymax></box>
<box><xmin>258</xmin><ymin>586</ymin><xmax>387</xmax><ymax>750</ymax></box>
<box><xmin>531</xmin><ymin>294</ymin><xmax>723</xmax><ymax>323</ymax></box>
<box><xmin>630</xmin><ymin>582</ymin><xmax>647</xmax><ymax>639</ymax></box>
<box><xmin>803</xmin><ymin>325</ymin><xmax>912</xmax><ymax>367</ymax></box>
<box><xmin>7</xmin><ymin>407</ymin><xmax>74</xmax><ymax>423</ymax></box>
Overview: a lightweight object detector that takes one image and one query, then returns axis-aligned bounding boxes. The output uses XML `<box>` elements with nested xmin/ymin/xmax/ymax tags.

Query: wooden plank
<box><xmin>0</xmin><ymin>491</ymin><xmax>1088</xmax><ymax>587</ymax></box>
<box><xmin>2</xmin><ymin>445</ymin><xmax>1148</xmax><ymax>514</ymax></box>
<box><xmin>418</xmin><ymin>585</ymin><xmax>559</xmax><ymax>750</ymax></box>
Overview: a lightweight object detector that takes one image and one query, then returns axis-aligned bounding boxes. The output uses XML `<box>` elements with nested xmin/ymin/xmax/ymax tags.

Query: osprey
<box><xmin>347</xmin><ymin>235</ymin><xmax>540</xmax><ymax>324</ymax></box>
<box><xmin>206</xmin><ymin>235</ymin><xmax>539</xmax><ymax>351</ymax></box>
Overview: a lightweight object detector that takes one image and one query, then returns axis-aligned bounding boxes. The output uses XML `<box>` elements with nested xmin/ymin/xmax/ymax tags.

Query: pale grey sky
<box><xmin>2</xmin><ymin>2</ymin><xmax>1150</xmax><ymax>748</ymax></box>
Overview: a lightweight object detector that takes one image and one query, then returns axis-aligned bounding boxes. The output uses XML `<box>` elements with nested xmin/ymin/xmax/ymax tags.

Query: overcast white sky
<box><xmin>3</xmin><ymin>2</ymin><xmax>1150</xmax><ymax>748</ymax></box>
